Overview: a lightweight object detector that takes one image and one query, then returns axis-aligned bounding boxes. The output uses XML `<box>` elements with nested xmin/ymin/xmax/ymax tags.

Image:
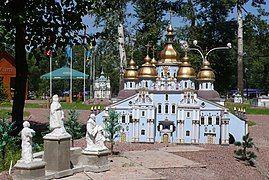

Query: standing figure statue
<box><xmin>85</xmin><ymin>113</ymin><xmax>107</xmax><ymax>151</ymax></box>
<box><xmin>49</xmin><ymin>94</ymin><xmax>66</xmax><ymax>135</ymax></box>
<box><xmin>21</xmin><ymin>121</ymin><xmax>35</xmax><ymax>164</ymax></box>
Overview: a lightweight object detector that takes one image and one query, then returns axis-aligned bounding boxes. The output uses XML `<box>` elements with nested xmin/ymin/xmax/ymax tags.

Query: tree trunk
<box><xmin>118</xmin><ymin>22</ymin><xmax>126</xmax><ymax>90</ymax></box>
<box><xmin>12</xmin><ymin>0</ymin><xmax>28</xmax><ymax>135</ymax></box>
<box><xmin>237</xmin><ymin>4</ymin><xmax>244</xmax><ymax>95</ymax></box>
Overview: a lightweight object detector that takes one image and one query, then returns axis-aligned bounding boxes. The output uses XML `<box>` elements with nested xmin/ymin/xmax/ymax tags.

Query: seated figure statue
<box><xmin>85</xmin><ymin>113</ymin><xmax>108</xmax><ymax>151</ymax></box>
<box><xmin>21</xmin><ymin>121</ymin><xmax>35</xmax><ymax>163</ymax></box>
<box><xmin>49</xmin><ymin>94</ymin><xmax>67</xmax><ymax>135</ymax></box>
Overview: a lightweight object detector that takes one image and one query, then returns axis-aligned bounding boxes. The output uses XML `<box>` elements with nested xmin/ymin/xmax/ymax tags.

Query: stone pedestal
<box><xmin>43</xmin><ymin>133</ymin><xmax>71</xmax><ymax>173</ymax></box>
<box><xmin>13</xmin><ymin>158</ymin><xmax>46</xmax><ymax>180</ymax></box>
<box><xmin>78</xmin><ymin>149</ymin><xmax>110</xmax><ymax>173</ymax></box>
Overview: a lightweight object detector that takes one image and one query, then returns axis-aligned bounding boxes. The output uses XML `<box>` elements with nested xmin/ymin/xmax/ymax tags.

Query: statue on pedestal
<box><xmin>21</xmin><ymin>121</ymin><xmax>35</xmax><ymax>164</ymax></box>
<box><xmin>85</xmin><ymin>113</ymin><xmax>107</xmax><ymax>151</ymax></box>
<box><xmin>49</xmin><ymin>94</ymin><xmax>67</xmax><ymax>135</ymax></box>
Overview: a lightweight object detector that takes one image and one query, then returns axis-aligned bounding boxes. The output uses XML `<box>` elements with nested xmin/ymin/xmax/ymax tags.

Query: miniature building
<box><xmin>96</xmin><ymin>24</ymin><xmax>247</xmax><ymax>145</ymax></box>
<box><xmin>257</xmin><ymin>95</ymin><xmax>269</xmax><ymax>108</ymax></box>
<box><xmin>0</xmin><ymin>51</ymin><xmax>16</xmax><ymax>99</ymax></box>
<box><xmin>94</xmin><ymin>70</ymin><xmax>111</xmax><ymax>99</ymax></box>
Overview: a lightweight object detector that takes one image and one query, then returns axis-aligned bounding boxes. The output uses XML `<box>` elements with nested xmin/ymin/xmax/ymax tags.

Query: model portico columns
<box><xmin>221</xmin><ymin>109</ymin><xmax>230</xmax><ymax>145</ymax></box>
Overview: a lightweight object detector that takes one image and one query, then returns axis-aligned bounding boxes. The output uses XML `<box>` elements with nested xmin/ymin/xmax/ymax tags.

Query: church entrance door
<box><xmin>163</xmin><ymin>134</ymin><xmax>169</xmax><ymax>144</ymax></box>
<box><xmin>207</xmin><ymin>135</ymin><xmax>214</xmax><ymax>144</ymax></box>
<box><xmin>121</xmin><ymin>132</ymin><xmax>126</xmax><ymax>142</ymax></box>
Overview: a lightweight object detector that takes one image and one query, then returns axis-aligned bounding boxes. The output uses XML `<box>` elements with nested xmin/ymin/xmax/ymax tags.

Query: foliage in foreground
<box><xmin>103</xmin><ymin>110</ymin><xmax>121</xmax><ymax>154</ymax></box>
<box><xmin>234</xmin><ymin>133</ymin><xmax>258</xmax><ymax>166</ymax></box>
<box><xmin>65</xmin><ymin>109</ymin><xmax>83</xmax><ymax>147</ymax></box>
<box><xmin>0</xmin><ymin>113</ymin><xmax>19</xmax><ymax>171</ymax></box>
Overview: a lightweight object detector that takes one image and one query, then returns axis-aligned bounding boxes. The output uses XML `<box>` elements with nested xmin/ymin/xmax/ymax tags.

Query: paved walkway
<box><xmin>61</xmin><ymin>146</ymin><xmax>204</xmax><ymax>180</ymax></box>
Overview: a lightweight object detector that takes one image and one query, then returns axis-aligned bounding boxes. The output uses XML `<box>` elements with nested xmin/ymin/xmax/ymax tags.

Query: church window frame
<box><xmin>141</xmin><ymin>129</ymin><xmax>145</xmax><ymax>135</ymax></box>
<box><xmin>122</xmin><ymin>115</ymin><xmax>126</xmax><ymax>123</ymax></box>
<box><xmin>141</xmin><ymin>111</ymin><xmax>145</xmax><ymax>117</ymax></box>
<box><xmin>186</xmin><ymin>130</ymin><xmax>190</xmax><ymax>136</ymax></box>
<box><xmin>158</xmin><ymin>104</ymin><xmax>162</xmax><ymax>114</ymax></box>
<box><xmin>206</xmin><ymin>83</ymin><xmax>208</xmax><ymax>89</ymax></box>
<box><xmin>185</xmin><ymin>82</ymin><xmax>188</xmax><ymax>88</ymax></box>
<box><xmin>130</xmin><ymin>82</ymin><xmax>132</xmax><ymax>88</ymax></box>
<box><xmin>172</xmin><ymin>104</ymin><xmax>176</xmax><ymax>114</ymax></box>
<box><xmin>216</xmin><ymin>116</ymin><xmax>220</xmax><ymax>125</ymax></box>
<box><xmin>145</xmin><ymin>81</ymin><xmax>148</xmax><ymax>87</ymax></box>
<box><xmin>208</xmin><ymin>116</ymin><xmax>212</xmax><ymax>125</ymax></box>
<box><xmin>165</xmin><ymin>94</ymin><xmax>168</xmax><ymax>101</ymax></box>
<box><xmin>201</xmin><ymin>116</ymin><xmax>205</xmax><ymax>125</ymax></box>
<box><xmin>165</xmin><ymin>104</ymin><xmax>169</xmax><ymax>114</ymax></box>
<box><xmin>186</xmin><ymin>112</ymin><xmax>190</xmax><ymax>118</ymax></box>
<box><xmin>129</xmin><ymin>115</ymin><xmax>133</xmax><ymax>123</ymax></box>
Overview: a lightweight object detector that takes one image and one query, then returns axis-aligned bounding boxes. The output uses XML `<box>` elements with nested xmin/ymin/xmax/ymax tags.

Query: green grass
<box><xmin>225</xmin><ymin>101</ymin><xmax>269</xmax><ymax>115</ymax></box>
<box><xmin>247</xmin><ymin>120</ymin><xmax>257</xmax><ymax>126</ymax></box>
<box><xmin>0</xmin><ymin>109</ymin><xmax>31</xmax><ymax>118</ymax></box>
<box><xmin>0</xmin><ymin>145</ymin><xmax>21</xmax><ymax>172</ymax></box>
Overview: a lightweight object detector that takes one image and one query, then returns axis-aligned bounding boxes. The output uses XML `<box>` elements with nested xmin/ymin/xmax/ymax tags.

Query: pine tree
<box><xmin>103</xmin><ymin>110</ymin><xmax>121</xmax><ymax>154</ymax></box>
<box><xmin>65</xmin><ymin>109</ymin><xmax>83</xmax><ymax>147</ymax></box>
<box><xmin>234</xmin><ymin>133</ymin><xmax>258</xmax><ymax>166</ymax></box>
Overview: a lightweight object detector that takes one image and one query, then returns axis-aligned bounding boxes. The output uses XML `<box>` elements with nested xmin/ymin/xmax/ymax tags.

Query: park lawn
<box><xmin>225</xmin><ymin>101</ymin><xmax>269</xmax><ymax>115</ymax></box>
<box><xmin>0</xmin><ymin>109</ymin><xmax>31</xmax><ymax>118</ymax></box>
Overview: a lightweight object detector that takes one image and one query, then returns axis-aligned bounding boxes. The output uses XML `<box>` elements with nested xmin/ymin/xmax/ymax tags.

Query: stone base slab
<box><xmin>43</xmin><ymin>134</ymin><xmax>71</xmax><ymax>172</ymax></box>
<box><xmin>78</xmin><ymin>149</ymin><xmax>110</xmax><ymax>173</ymax></box>
<box><xmin>13</xmin><ymin>158</ymin><xmax>46</xmax><ymax>180</ymax></box>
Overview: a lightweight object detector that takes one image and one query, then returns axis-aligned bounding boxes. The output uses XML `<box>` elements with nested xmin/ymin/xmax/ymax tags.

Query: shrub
<box><xmin>65</xmin><ymin>109</ymin><xmax>83</xmax><ymax>147</ymax></box>
<box><xmin>247</xmin><ymin>120</ymin><xmax>256</xmax><ymax>127</ymax></box>
<box><xmin>103</xmin><ymin>110</ymin><xmax>121</xmax><ymax>154</ymax></box>
<box><xmin>234</xmin><ymin>133</ymin><xmax>258</xmax><ymax>166</ymax></box>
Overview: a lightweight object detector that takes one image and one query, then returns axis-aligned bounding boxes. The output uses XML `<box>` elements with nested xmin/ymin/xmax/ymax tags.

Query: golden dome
<box><xmin>197</xmin><ymin>60</ymin><xmax>215</xmax><ymax>81</ymax></box>
<box><xmin>159</xmin><ymin>24</ymin><xmax>179</xmax><ymax>64</ymax></box>
<box><xmin>138</xmin><ymin>55</ymin><xmax>157</xmax><ymax>78</ymax></box>
<box><xmin>124</xmin><ymin>59</ymin><xmax>138</xmax><ymax>80</ymax></box>
<box><xmin>177</xmin><ymin>52</ymin><xmax>196</xmax><ymax>79</ymax></box>
<box><xmin>151</xmin><ymin>57</ymin><xmax>157</xmax><ymax>66</ymax></box>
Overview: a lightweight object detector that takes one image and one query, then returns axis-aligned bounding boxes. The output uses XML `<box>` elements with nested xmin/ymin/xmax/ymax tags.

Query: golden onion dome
<box><xmin>159</xmin><ymin>24</ymin><xmax>179</xmax><ymax>64</ymax></box>
<box><xmin>177</xmin><ymin>52</ymin><xmax>196</xmax><ymax>79</ymax></box>
<box><xmin>151</xmin><ymin>57</ymin><xmax>157</xmax><ymax>66</ymax></box>
<box><xmin>124</xmin><ymin>59</ymin><xmax>138</xmax><ymax>80</ymax></box>
<box><xmin>138</xmin><ymin>55</ymin><xmax>157</xmax><ymax>78</ymax></box>
<box><xmin>197</xmin><ymin>60</ymin><xmax>215</xmax><ymax>81</ymax></box>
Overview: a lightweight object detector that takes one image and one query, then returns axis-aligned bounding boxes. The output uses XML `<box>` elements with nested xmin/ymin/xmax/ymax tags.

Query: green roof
<box><xmin>40</xmin><ymin>67</ymin><xmax>89</xmax><ymax>80</ymax></box>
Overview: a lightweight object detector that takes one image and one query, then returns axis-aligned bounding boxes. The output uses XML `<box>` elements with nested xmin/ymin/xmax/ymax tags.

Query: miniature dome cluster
<box><xmin>123</xmin><ymin>23</ymin><xmax>215</xmax><ymax>82</ymax></box>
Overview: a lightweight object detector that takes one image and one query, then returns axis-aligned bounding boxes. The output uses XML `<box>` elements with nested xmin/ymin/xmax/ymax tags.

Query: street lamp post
<box><xmin>189</xmin><ymin>40</ymin><xmax>232</xmax><ymax>62</ymax></box>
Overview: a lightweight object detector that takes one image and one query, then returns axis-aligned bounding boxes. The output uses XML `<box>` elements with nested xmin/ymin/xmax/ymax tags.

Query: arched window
<box><xmin>208</xmin><ymin>116</ymin><xmax>212</xmax><ymax>125</ymax></box>
<box><xmin>201</xmin><ymin>116</ymin><xmax>205</xmax><ymax>125</ymax></box>
<box><xmin>187</xmin><ymin>112</ymin><xmax>190</xmax><ymax>118</ymax></box>
<box><xmin>165</xmin><ymin>94</ymin><xmax>168</xmax><ymax>101</ymax></box>
<box><xmin>141</xmin><ymin>129</ymin><xmax>145</xmax><ymax>135</ymax></box>
<box><xmin>158</xmin><ymin>104</ymin><xmax>162</xmax><ymax>113</ymax></box>
<box><xmin>186</xmin><ymin>130</ymin><xmax>190</xmax><ymax>136</ymax></box>
<box><xmin>185</xmin><ymin>82</ymin><xmax>188</xmax><ymax>88</ymax></box>
<box><xmin>129</xmin><ymin>115</ymin><xmax>133</xmax><ymax>123</ymax></box>
<box><xmin>122</xmin><ymin>115</ymin><xmax>126</xmax><ymax>123</ymax></box>
<box><xmin>130</xmin><ymin>82</ymin><xmax>132</xmax><ymax>88</ymax></box>
<box><xmin>145</xmin><ymin>81</ymin><xmax>148</xmax><ymax>87</ymax></box>
<box><xmin>216</xmin><ymin>116</ymin><xmax>220</xmax><ymax>125</ymax></box>
<box><xmin>161</xmin><ymin>72</ymin><xmax>164</xmax><ymax>77</ymax></box>
<box><xmin>172</xmin><ymin>105</ymin><xmax>175</xmax><ymax>114</ymax></box>
<box><xmin>165</xmin><ymin>105</ymin><xmax>168</xmax><ymax>113</ymax></box>
<box><xmin>206</xmin><ymin>83</ymin><xmax>208</xmax><ymax>89</ymax></box>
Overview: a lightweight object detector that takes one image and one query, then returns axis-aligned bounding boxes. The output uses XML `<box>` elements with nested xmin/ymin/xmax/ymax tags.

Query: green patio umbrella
<box><xmin>40</xmin><ymin>67</ymin><xmax>89</xmax><ymax>79</ymax></box>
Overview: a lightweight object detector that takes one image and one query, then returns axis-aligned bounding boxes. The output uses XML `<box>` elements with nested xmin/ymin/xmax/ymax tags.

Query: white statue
<box><xmin>85</xmin><ymin>113</ymin><xmax>107</xmax><ymax>151</ymax></box>
<box><xmin>49</xmin><ymin>94</ymin><xmax>66</xmax><ymax>135</ymax></box>
<box><xmin>21</xmin><ymin>121</ymin><xmax>35</xmax><ymax>164</ymax></box>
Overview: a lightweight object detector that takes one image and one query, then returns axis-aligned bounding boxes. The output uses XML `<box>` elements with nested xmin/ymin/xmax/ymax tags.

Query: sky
<box><xmin>82</xmin><ymin>2</ymin><xmax>269</xmax><ymax>37</ymax></box>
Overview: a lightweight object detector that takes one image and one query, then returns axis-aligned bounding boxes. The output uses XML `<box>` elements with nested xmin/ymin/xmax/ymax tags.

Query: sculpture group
<box><xmin>15</xmin><ymin>94</ymin><xmax>109</xmax><ymax>180</ymax></box>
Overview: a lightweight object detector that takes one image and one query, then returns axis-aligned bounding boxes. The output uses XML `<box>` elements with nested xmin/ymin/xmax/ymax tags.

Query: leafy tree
<box><xmin>103</xmin><ymin>110</ymin><xmax>121</xmax><ymax>154</ymax></box>
<box><xmin>0</xmin><ymin>113</ymin><xmax>18</xmax><ymax>166</ymax></box>
<box><xmin>234</xmin><ymin>133</ymin><xmax>258</xmax><ymax>166</ymax></box>
<box><xmin>0</xmin><ymin>0</ymin><xmax>118</xmax><ymax>134</ymax></box>
<box><xmin>65</xmin><ymin>109</ymin><xmax>83</xmax><ymax>147</ymax></box>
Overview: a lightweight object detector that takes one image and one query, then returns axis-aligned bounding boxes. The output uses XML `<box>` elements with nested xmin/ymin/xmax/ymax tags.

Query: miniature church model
<box><xmin>96</xmin><ymin>23</ymin><xmax>248</xmax><ymax>145</ymax></box>
<box><xmin>94</xmin><ymin>70</ymin><xmax>111</xmax><ymax>99</ymax></box>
